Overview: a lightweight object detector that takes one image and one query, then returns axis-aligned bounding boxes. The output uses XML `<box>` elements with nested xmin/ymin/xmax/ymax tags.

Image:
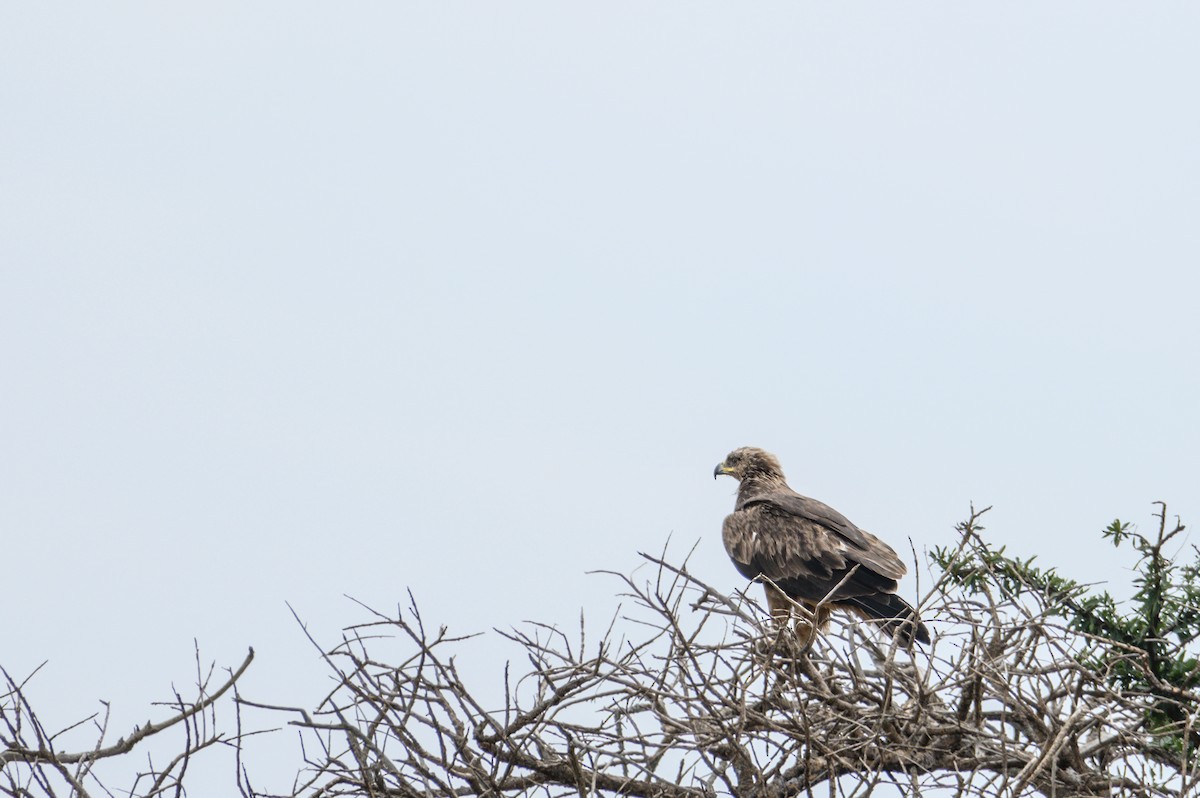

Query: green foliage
<box><xmin>932</xmin><ymin>502</ymin><xmax>1199</xmax><ymax>759</ymax></box>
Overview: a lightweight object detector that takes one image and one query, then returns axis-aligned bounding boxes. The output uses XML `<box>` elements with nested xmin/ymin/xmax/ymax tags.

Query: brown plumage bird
<box><xmin>714</xmin><ymin>447</ymin><xmax>930</xmax><ymax>646</ymax></box>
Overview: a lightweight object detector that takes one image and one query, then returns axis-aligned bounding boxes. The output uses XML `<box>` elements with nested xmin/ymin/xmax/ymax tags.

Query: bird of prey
<box><xmin>714</xmin><ymin>446</ymin><xmax>930</xmax><ymax>646</ymax></box>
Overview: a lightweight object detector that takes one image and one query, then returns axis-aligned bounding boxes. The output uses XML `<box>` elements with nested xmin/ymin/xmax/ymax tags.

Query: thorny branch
<box><xmin>263</xmin><ymin>507</ymin><xmax>1199</xmax><ymax>798</ymax></box>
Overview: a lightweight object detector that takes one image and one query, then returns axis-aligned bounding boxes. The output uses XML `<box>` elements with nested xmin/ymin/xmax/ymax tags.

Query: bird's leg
<box><xmin>765</xmin><ymin>585</ymin><xmax>822</xmax><ymax>638</ymax></box>
<box><xmin>759</xmin><ymin>585</ymin><xmax>793</xmax><ymax>654</ymax></box>
<box><xmin>762</xmin><ymin>586</ymin><xmax>820</xmax><ymax>661</ymax></box>
<box><xmin>812</xmin><ymin>604</ymin><xmax>832</xmax><ymax>633</ymax></box>
<box><xmin>765</xmin><ymin>585</ymin><xmax>793</xmax><ymax>626</ymax></box>
<box><xmin>791</xmin><ymin>604</ymin><xmax>821</xmax><ymax>648</ymax></box>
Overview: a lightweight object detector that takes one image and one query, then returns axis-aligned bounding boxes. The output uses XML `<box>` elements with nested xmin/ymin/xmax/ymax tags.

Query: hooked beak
<box><xmin>714</xmin><ymin>461</ymin><xmax>731</xmax><ymax>480</ymax></box>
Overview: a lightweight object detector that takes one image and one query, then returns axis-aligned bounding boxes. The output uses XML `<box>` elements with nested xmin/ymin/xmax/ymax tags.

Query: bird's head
<box><xmin>713</xmin><ymin>447</ymin><xmax>785</xmax><ymax>483</ymax></box>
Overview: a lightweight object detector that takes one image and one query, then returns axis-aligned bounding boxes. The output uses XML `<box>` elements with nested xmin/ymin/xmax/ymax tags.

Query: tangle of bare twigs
<box><xmin>7</xmin><ymin>508</ymin><xmax>1198</xmax><ymax>798</ymax></box>
<box><xmin>1</xmin><ymin>643</ymin><xmax>255</xmax><ymax>798</ymax></box>
<box><xmin>257</xmin><ymin>508</ymin><xmax>1198</xmax><ymax>798</ymax></box>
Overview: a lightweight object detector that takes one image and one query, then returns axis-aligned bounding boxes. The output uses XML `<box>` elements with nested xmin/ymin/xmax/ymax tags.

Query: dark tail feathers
<box><xmin>847</xmin><ymin>593</ymin><xmax>931</xmax><ymax>646</ymax></box>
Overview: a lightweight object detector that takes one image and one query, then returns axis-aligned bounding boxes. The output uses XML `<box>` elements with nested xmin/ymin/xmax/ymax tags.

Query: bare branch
<box><xmin>2</xmin><ymin>648</ymin><xmax>256</xmax><ymax>798</ymax></box>
<box><xmin>261</xmin><ymin>513</ymin><xmax>1193</xmax><ymax>798</ymax></box>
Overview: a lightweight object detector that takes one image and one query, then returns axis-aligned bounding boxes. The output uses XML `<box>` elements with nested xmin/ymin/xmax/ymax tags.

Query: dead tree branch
<box><xmin>1</xmin><ymin>645</ymin><xmax>256</xmax><ymax>798</ymax></box>
<box><xmin>263</xmin><ymin>507</ymin><xmax>1198</xmax><ymax>797</ymax></box>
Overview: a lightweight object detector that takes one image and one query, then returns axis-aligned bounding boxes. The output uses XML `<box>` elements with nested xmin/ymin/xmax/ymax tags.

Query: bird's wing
<box><xmin>738</xmin><ymin>489</ymin><xmax>908</xmax><ymax>582</ymax></box>
<box><xmin>723</xmin><ymin>502</ymin><xmax>900</xmax><ymax>604</ymax></box>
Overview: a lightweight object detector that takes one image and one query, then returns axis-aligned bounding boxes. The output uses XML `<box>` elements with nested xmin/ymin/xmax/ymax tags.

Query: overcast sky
<box><xmin>3</xmin><ymin>3</ymin><xmax>1198</xmax><ymax>792</ymax></box>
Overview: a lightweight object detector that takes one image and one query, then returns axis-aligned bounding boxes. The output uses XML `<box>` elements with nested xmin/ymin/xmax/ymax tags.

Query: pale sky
<box><xmin>3</xmin><ymin>4</ymin><xmax>1198</xmax><ymax>793</ymax></box>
